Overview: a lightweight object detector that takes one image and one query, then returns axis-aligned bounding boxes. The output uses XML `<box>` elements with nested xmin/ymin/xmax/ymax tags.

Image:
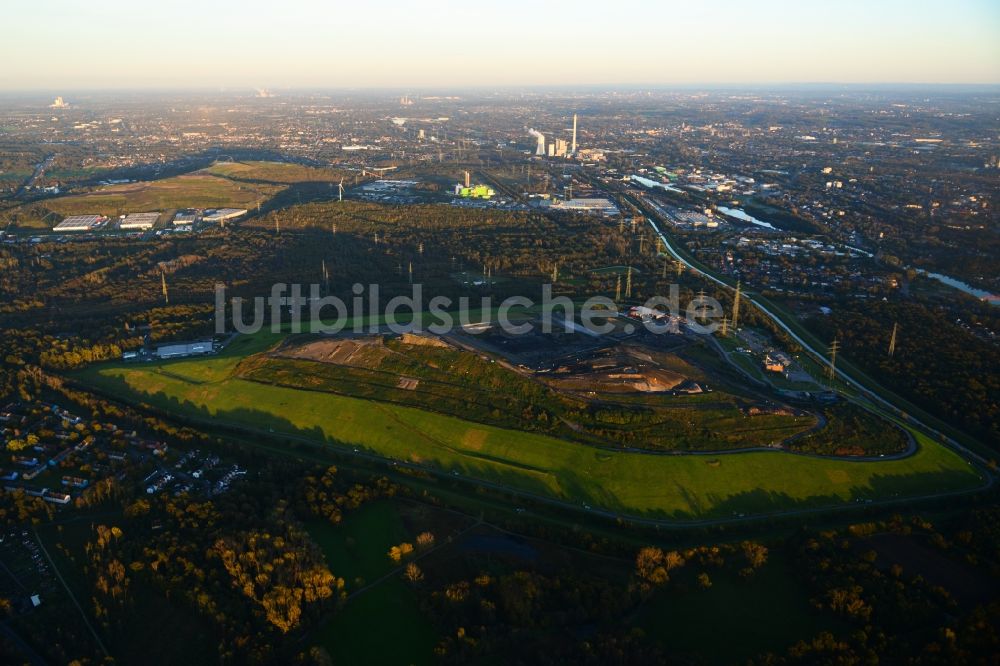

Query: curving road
<box><xmin>619</xmin><ymin>188</ymin><xmax>994</xmax><ymax>474</ymax></box>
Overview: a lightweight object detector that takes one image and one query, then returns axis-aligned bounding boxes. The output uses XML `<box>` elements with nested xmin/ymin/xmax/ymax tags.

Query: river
<box><xmin>715</xmin><ymin>206</ymin><xmax>777</xmax><ymax>230</ymax></box>
<box><xmin>630</xmin><ymin>174</ymin><xmax>684</xmax><ymax>194</ymax></box>
<box><xmin>913</xmin><ymin>268</ymin><xmax>998</xmax><ymax>305</ymax></box>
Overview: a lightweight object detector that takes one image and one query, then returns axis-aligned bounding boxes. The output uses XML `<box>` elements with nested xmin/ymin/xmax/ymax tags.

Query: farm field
<box><xmin>74</xmin><ymin>335</ymin><xmax>985</xmax><ymax>521</ymax></box>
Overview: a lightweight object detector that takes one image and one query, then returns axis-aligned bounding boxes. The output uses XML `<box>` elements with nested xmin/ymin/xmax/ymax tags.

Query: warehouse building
<box><xmin>546</xmin><ymin>198</ymin><xmax>619</xmax><ymax>216</ymax></box>
<box><xmin>202</xmin><ymin>208</ymin><xmax>248</xmax><ymax>223</ymax></box>
<box><xmin>53</xmin><ymin>214</ymin><xmax>106</xmax><ymax>232</ymax></box>
<box><xmin>155</xmin><ymin>340</ymin><xmax>215</xmax><ymax>359</ymax></box>
<box><xmin>119</xmin><ymin>212</ymin><xmax>160</xmax><ymax>230</ymax></box>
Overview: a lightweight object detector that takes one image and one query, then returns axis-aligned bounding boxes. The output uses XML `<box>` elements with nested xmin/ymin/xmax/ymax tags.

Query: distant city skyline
<box><xmin>2</xmin><ymin>0</ymin><xmax>999</xmax><ymax>90</ymax></box>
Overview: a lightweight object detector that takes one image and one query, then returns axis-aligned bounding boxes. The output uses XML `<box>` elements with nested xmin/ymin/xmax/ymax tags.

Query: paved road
<box><xmin>702</xmin><ymin>334</ymin><xmax>917</xmax><ymax>459</ymax></box>
<box><xmin>619</xmin><ymin>188</ymin><xmax>994</xmax><ymax>474</ymax></box>
<box><xmin>15</xmin><ymin>154</ymin><xmax>55</xmax><ymax>198</ymax></box>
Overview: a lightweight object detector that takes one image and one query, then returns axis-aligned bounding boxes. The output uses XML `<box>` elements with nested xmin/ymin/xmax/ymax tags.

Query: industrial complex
<box><xmin>47</xmin><ymin>207</ymin><xmax>248</xmax><ymax>235</ymax></box>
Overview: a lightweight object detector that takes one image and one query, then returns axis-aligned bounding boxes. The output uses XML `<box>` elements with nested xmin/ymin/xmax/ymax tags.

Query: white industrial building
<box><xmin>156</xmin><ymin>341</ymin><xmax>214</xmax><ymax>359</ymax></box>
<box><xmin>172</xmin><ymin>212</ymin><xmax>198</xmax><ymax>225</ymax></box>
<box><xmin>119</xmin><ymin>212</ymin><xmax>160</xmax><ymax>230</ymax></box>
<box><xmin>53</xmin><ymin>215</ymin><xmax>106</xmax><ymax>232</ymax></box>
<box><xmin>202</xmin><ymin>208</ymin><xmax>248</xmax><ymax>223</ymax></box>
<box><xmin>547</xmin><ymin>198</ymin><xmax>619</xmax><ymax>216</ymax></box>
<box><xmin>673</xmin><ymin>211</ymin><xmax>719</xmax><ymax>228</ymax></box>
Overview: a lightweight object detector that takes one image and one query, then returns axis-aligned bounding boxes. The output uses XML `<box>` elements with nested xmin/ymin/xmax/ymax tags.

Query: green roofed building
<box><xmin>455</xmin><ymin>184</ymin><xmax>495</xmax><ymax>199</ymax></box>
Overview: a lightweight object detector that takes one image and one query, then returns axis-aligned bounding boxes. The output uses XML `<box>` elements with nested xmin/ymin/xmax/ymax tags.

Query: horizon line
<box><xmin>3</xmin><ymin>81</ymin><xmax>1000</xmax><ymax>95</ymax></box>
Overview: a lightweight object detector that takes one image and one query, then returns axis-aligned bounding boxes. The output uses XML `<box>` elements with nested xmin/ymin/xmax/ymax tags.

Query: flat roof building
<box><xmin>172</xmin><ymin>212</ymin><xmax>198</xmax><ymax>225</ymax></box>
<box><xmin>156</xmin><ymin>340</ymin><xmax>214</xmax><ymax>359</ymax></box>
<box><xmin>120</xmin><ymin>212</ymin><xmax>159</xmax><ymax>230</ymax></box>
<box><xmin>53</xmin><ymin>214</ymin><xmax>105</xmax><ymax>232</ymax></box>
<box><xmin>202</xmin><ymin>208</ymin><xmax>248</xmax><ymax>223</ymax></box>
<box><xmin>547</xmin><ymin>198</ymin><xmax>619</xmax><ymax>216</ymax></box>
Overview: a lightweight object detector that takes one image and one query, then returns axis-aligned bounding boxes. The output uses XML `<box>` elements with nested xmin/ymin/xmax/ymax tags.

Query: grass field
<box><xmin>74</xmin><ymin>332</ymin><xmax>985</xmax><ymax>521</ymax></box>
<box><xmin>6</xmin><ymin>162</ymin><xmax>307</xmax><ymax>229</ymax></box>
<box><xmin>307</xmin><ymin>501</ymin><xmax>437</xmax><ymax>665</ymax></box>
<box><xmin>203</xmin><ymin>160</ymin><xmax>347</xmax><ymax>184</ymax></box>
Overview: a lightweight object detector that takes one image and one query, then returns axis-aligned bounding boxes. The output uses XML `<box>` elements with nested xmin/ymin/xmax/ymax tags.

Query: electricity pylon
<box><xmin>827</xmin><ymin>339</ymin><xmax>840</xmax><ymax>382</ymax></box>
<box><xmin>731</xmin><ymin>280</ymin><xmax>742</xmax><ymax>330</ymax></box>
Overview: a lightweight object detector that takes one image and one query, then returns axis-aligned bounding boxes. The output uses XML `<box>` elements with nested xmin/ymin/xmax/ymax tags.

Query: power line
<box><xmin>827</xmin><ymin>339</ymin><xmax>840</xmax><ymax>383</ymax></box>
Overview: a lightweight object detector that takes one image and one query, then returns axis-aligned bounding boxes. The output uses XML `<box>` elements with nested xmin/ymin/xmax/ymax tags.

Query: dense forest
<box><xmin>809</xmin><ymin>297</ymin><xmax>1000</xmax><ymax>445</ymax></box>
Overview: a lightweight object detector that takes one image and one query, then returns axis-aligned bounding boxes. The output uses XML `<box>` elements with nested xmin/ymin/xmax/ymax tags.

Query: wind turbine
<box><xmin>338</xmin><ymin>178</ymin><xmax>344</xmax><ymax>202</ymax></box>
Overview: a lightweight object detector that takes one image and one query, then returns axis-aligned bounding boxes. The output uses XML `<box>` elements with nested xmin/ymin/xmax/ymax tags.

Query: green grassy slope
<box><xmin>75</xmin><ymin>346</ymin><xmax>984</xmax><ymax>521</ymax></box>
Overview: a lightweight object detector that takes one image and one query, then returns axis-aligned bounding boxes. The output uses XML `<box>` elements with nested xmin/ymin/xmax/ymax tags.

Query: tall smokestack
<box><xmin>571</xmin><ymin>114</ymin><xmax>577</xmax><ymax>155</ymax></box>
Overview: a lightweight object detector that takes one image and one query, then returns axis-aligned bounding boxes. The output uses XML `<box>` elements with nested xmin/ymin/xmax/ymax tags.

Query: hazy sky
<box><xmin>3</xmin><ymin>0</ymin><xmax>999</xmax><ymax>89</ymax></box>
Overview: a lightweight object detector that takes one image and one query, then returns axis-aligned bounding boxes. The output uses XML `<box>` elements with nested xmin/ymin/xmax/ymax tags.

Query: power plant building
<box><xmin>454</xmin><ymin>184</ymin><xmax>495</xmax><ymax>199</ymax></box>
